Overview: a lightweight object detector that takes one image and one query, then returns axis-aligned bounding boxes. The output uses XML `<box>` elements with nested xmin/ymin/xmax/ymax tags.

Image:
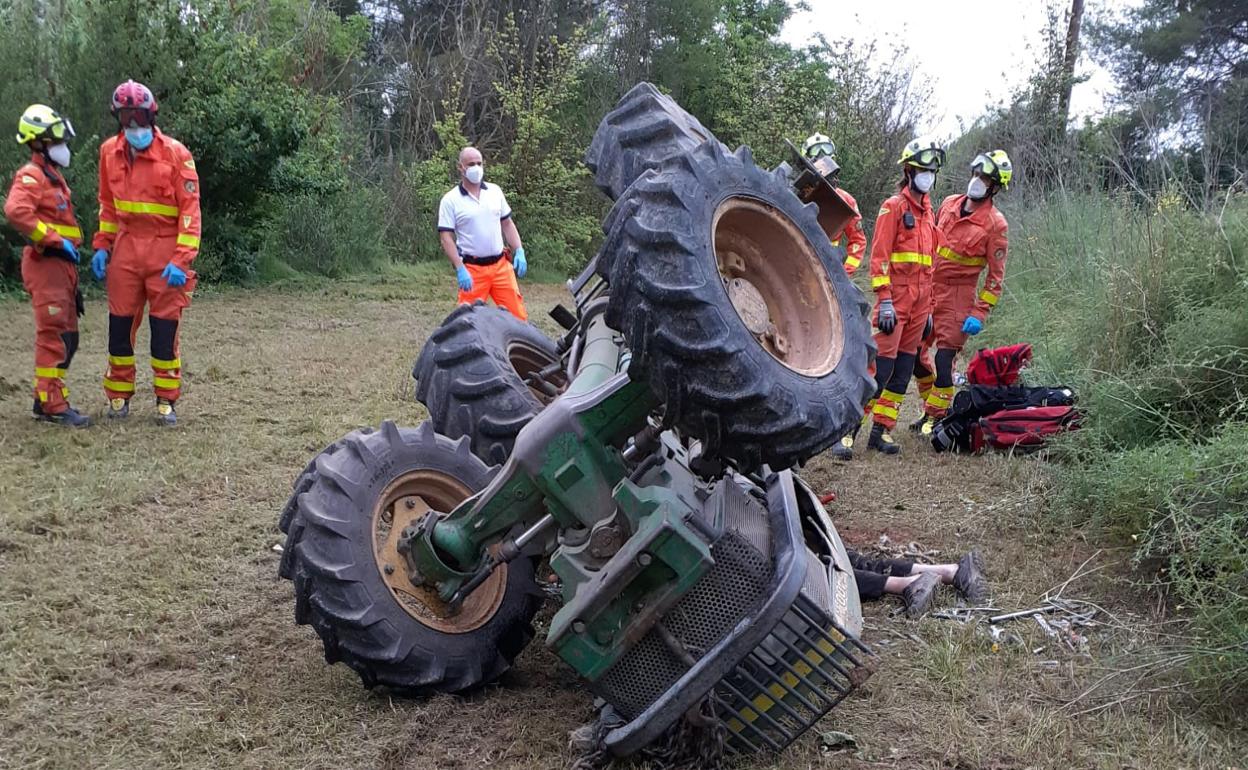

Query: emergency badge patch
<box><xmin>184</xmin><ymin>180</ymin><xmax>197</xmax><ymax>193</ymax></box>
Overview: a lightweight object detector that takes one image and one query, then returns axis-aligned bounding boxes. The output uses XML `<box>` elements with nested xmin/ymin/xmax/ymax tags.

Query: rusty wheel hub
<box><xmin>508</xmin><ymin>341</ymin><xmax>568</xmax><ymax>404</ymax></box>
<box><xmin>713</xmin><ymin>197</ymin><xmax>843</xmax><ymax>376</ymax></box>
<box><xmin>373</xmin><ymin>470</ymin><xmax>507</xmax><ymax>633</ymax></box>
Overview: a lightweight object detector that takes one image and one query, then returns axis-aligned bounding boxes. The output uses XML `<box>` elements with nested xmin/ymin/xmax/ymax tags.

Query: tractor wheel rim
<box><xmin>508</xmin><ymin>341</ymin><xmax>567</xmax><ymax>404</ymax></box>
<box><xmin>713</xmin><ymin>196</ymin><xmax>843</xmax><ymax>376</ymax></box>
<box><xmin>372</xmin><ymin>470</ymin><xmax>507</xmax><ymax>633</ymax></box>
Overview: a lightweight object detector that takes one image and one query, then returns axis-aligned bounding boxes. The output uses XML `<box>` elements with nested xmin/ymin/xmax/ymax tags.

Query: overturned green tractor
<box><xmin>278</xmin><ymin>82</ymin><xmax>877</xmax><ymax>758</ymax></box>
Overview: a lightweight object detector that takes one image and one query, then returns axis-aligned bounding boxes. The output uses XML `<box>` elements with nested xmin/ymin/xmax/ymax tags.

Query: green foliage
<box><xmin>984</xmin><ymin>191</ymin><xmax>1248</xmax><ymax>698</ymax></box>
<box><xmin>483</xmin><ymin>16</ymin><xmax>602</xmax><ymax>274</ymax></box>
<box><xmin>1054</xmin><ymin>422</ymin><xmax>1248</xmax><ymax>697</ymax></box>
<box><xmin>262</xmin><ymin>187</ymin><xmax>389</xmax><ymax>278</ymax></box>
<box><xmin>1087</xmin><ymin>0</ymin><xmax>1248</xmax><ymax>205</ymax></box>
<box><xmin>0</xmin><ymin>0</ymin><xmax>371</xmax><ymax>284</ymax></box>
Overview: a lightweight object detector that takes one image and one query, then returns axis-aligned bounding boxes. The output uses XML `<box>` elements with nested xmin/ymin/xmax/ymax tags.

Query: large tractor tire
<box><xmin>413</xmin><ymin>303</ymin><xmax>566</xmax><ymax>465</ymax></box>
<box><xmin>278</xmin><ymin>434</ymin><xmax>361</xmax><ymax>580</ymax></box>
<box><xmin>585</xmin><ymin>81</ymin><xmax>722</xmax><ymax>202</ymax></box>
<box><xmin>597</xmin><ymin>141</ymin><xmax>876</xmax><ymax>472</ymax></box>
<box><xmin>278</xmin><ymin>420</ymin><xmax>541</xmax><ymax>694</ymax></box>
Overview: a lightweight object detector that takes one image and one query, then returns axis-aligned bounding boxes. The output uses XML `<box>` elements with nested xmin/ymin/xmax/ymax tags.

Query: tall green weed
<box><xmin>985</xmin><ymin>191</ymin><xmax>1248</xmax><ymax>702</ymax></box>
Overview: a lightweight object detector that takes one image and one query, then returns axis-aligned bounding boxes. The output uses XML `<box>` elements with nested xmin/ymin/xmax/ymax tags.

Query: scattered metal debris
<box><xmin>932</xmin><ymin>597</ymin><xmax>1100</xmax><ymax>656</ymax></box>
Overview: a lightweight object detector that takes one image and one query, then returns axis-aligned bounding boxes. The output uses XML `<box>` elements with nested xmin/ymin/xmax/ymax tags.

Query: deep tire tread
<box><xmin>276</xmin><ymin>421</ymin><xmax>541</xmax><ymax>695</ymax></box>
<box><xmin>413</xmin><ymin>302</ymin><xmax>563</xmax><ymax>465</ymax></box>
<box><xmin>599</xmin><ymin>141</ymin><xmax>876</xmax><ymax>471</ymax></box>
<box><xmin>585</xmin><ymin>82</ymin><xmax>724</xmax><ymax>202</ymax></box>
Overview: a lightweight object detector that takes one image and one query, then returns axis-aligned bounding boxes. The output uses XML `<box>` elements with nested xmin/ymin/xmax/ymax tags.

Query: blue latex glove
<box><xmin>456</xmin><ymin>264</ymin><xmax>473</xmax><ymax>292</ymax></box>
<box><xmin>876</xmin><ymin>299</ymin><xmax>896</xmax><ymax>334</ymax></box>
<box><xmin>92</xmin><ymin>248</ymin><xmax>109</xmax><ymax>280</ymax></box>
<box><xmin>962</xmin><ymin>316</ymin><xmax>984</xmax><ymax>335</ymax></box>
<box><xmin>162</xmin><ymin>262</ymin><xmax>188</xmax><ymax>287</ymax></box>
<box><xmin>59</xmin><ymin>239</ymin><xmax>80</xmax><ymax>263</ymax></box>
<box><xmin>512</xmin><ymin>246</ymin><xmax>527</xmax><ymax>278</ymax></box>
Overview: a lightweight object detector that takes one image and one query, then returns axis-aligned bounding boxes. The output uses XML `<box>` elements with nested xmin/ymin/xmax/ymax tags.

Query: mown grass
<box><xmin>1</xmin><ymin>273</ymin><xmax>1245</xmax><ymax>768</ymax></box>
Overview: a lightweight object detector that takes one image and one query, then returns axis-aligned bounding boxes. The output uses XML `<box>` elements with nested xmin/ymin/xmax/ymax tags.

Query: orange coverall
<box><xmin>457</xmin><ymin>253</ymin><xmax>527</xmax><ymax>321</ymax></box>
<box><xmin>915</xmin><ymin>194</ymin><xmax>1009</xmax><ymax>418</ymax></box>
<box><xmin>93</xmin><ymin>130</ymin><xmax>201</xmax><ymax>403</ymax></box>
<box><xmin>4</xmin><ymin>155</ymin><xmax>84</xmax><ymax>415</ymax></box>
<box><xmin>866</xmin><ymin>184</ymin><xmax>938</xmax><ymax>430</ymax></box>
<box><xmin>831</xmin><ymin>188</ymin><xmax>867</xmax><ymax>275</ymax></box>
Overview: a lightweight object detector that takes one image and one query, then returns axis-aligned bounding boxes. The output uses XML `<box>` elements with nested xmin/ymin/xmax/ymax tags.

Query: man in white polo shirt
<box><xmin>437</xmin><ymin>146</ymin><xmax>528</xmax><ymax>320</ymax></box>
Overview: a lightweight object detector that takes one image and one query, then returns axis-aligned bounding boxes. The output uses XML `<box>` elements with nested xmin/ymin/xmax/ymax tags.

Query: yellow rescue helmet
<box><xmin>898</xmin><ymin>135</ymin><xmax>945</xmax><ymax>170</ymax></box>
<box><xmin>16</xmin><ymin>104</ymin><xmax>75</xmax><ymax>145</ymax></box>
<box><xmin>971</xmin><ymin>149</ymin><xmax>1013</xmax><ymax>189</ymax></box>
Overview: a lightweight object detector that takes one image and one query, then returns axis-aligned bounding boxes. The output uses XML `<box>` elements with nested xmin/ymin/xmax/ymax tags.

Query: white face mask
<box><xmin>912</xmin><ymin>171</ymin><xmax>935</xmax><ymax>193</ymax></box>
<box><xmin>967</xmin><ymin>177</ymin><xmax>989</xmax><ymax>200</ymax></box>
<box><xmin>47</xmin><ymin>142</ymin><xmax>71</xmax><ymax>168</ymax></box>
<box><xmin>464</xmin><ymin>164</ymin><xmax>484</xmax><ymax>185</ymax></box>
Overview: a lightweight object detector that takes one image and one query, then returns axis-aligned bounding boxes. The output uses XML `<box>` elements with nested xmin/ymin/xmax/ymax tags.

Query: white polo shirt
<box><xmin>437</xmin><ymin>182</ymin><xmax>512</xmax><ymax>259</ymax></box>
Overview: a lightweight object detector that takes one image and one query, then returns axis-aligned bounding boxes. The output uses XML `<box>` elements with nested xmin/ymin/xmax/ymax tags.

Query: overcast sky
<box><xmin>781</xmin><ymin>0</ymin><xmax>1126</xmax><ymax>139</ymax></box>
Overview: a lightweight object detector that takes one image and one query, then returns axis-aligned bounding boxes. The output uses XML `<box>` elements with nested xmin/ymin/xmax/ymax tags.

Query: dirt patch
<box><xmin>0</xmin><ymin>274</ymin><xmax>1244</xmax><ymax>769</ymax></box>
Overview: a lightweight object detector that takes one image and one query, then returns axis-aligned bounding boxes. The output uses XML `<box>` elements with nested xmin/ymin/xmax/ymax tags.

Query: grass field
<box><xmin>1</xmin><ymin>270</ymin><xmax>1245</xmax><ymax>769</ymax></box>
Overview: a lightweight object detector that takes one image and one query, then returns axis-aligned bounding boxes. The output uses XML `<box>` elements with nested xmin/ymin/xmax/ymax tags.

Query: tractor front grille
<box><xmin>712</xmin><ymin>593</ymin><xmax>876</xmax><ymax>754</ymax></box>
<box><xmin>594</xmin><ymin>530</ymin><xmax>772</xmax><ymax>719</ymax></box>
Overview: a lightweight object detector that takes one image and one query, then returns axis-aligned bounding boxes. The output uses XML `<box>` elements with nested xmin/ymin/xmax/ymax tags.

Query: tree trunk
<box><xmin>1057</xmin><ymin>0</ymin><xmax>1085</xmax><ymax>130</ymax></box>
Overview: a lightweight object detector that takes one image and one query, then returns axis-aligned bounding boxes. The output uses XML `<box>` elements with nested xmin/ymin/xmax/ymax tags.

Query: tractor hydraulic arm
<box><xmin>398</xmin><ymin>313</ymin><xmax>655</xmax><ymax>603</ymax></box>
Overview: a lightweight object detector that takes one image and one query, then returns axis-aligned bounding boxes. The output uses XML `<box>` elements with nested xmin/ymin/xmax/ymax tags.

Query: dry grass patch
<box><xmin>0</xmin><ymin>272</ymin><xmax>1243</xmax><ymax>769</ymax></box>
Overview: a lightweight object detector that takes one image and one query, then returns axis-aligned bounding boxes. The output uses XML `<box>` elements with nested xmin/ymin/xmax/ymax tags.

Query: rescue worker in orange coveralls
<box><xmin>833</xmin><ymin>136</ymin><xmax>945</xmax><ymax>460</ymax></box>
<box><xmin>91</xmin><ymin>80</ymin><xmax>201</xmax><ymax>426</ymax></box>
<box><xmin>4</xmin><ymin>104</ymin><xmax>90</xmax><ymax>427</ymax></box>
<box><xmin>911</xmin><ymin>150</ymin><xmax>1012</xmax><ymax>435</ymax></box>
<box><xmin>802</xmin><ymin>133</ymin><xmax>867</xmax><ymax>274</ymax></box>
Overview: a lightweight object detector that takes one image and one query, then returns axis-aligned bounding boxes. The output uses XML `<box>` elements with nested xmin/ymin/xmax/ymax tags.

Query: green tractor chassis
<box><xmin>397</xmin><ymin>305</ymin><xmax>875</xmax><ymax>755</ymax></box>
<box><xmin>280</xmin><ymin>80</ymin><xmax>880</xmax><ymax>760</ymax></box>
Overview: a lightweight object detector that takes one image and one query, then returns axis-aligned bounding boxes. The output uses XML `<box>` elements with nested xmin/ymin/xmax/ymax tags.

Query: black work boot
<box><xmin>107</xmin><ymin>398</ymin><xmax>130</xmax><ymax>420</ymax></box>
<box><xmin>867</xmin><ymin>422</ymin><xmax>900</xmax><ymax>455</ymax></box>
<box><xmin>34</xmin><ymin>401</ymin><xmax>91</xmax><ymax>428</ymax></box>
<box><xmin>902</xmin><ymin>572</ymin><xmax>939</xmax><ymax>618</ymax></box>
<box><xmin>156</xmin><ymin>398</ymin><xmax>178</xmax><ymax>427</ymax></box>
<box><xmin>831</xmin><ymin>425</ymin><xmax>860</xmax><ymax>461</ymax></box>
<box><xmin>953</xmin><ymin>550</ymin><xmax>989</xmax><ymax>604</ymax></box>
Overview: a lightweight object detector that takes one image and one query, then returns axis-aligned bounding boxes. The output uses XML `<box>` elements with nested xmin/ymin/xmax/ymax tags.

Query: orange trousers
<box><xmin>104</xmin><ymin>233</ymin><xmax>196</xmax><ymax>403</ymax></box>
<box><xmin>457</xmin><ymin>259</ymin><xmax>527</xmax><ymax>321</ymax></box>
<box><xmin>22</xmin><ymin>249</ymin><xmax>79</xmax><ymax>415</ymax></box>
<box><xmin>872</xmin><ymin>282</ymin><xmax>930</xmax><ymax>359</ymax></box>
<box><xmin>915</xmin><ymin>282</ymin><xmax>978</xmax><ymax>419</ymax></box>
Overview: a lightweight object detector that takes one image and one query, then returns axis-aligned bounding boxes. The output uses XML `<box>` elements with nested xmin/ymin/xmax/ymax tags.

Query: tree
<box><xmin>1057</xmin><ymin>0</ymin><xmax>1085</xmax><ymax>128</ymax></box>
<box><xmin>1091</xmin><ymin>0</ymin><xmax>1248</xmax><ymax>205</ymax></box>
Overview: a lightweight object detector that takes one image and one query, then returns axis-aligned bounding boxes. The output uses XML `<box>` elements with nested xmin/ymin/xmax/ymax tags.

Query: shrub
<box><xmin>986</xmin><ymin>190</ymin><xmax>1248</xmax><ymax>700</ymax></box>
<box><xmin>261</xmin><ymin>185</ymin><xmax>389</xmax><ymax>278</ymax></box>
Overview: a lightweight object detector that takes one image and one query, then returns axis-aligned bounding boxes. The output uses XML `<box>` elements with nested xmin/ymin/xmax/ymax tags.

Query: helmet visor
<box><xmin>117</xmin><ymin>108</ymin><xmax>153</xmax><ymax>128</ymax></box>
<box><xmin>50</xmin><ymin>118</ymin><xmax>75</xmax><ymax>141</ymax></box>
<box><xmin>805</xmin><ymin>141</ymin><xmax>835</xmax><ymax>159</ymax></box>
<box><xmin>911</xmin><ymin>147</ymin><xmax>945</xmax><ymax>168</ymax></box>
<box><xmin>971</xmin><ymin>153</ymin><xmax>998</xmax><ymax>178</ymax></box>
